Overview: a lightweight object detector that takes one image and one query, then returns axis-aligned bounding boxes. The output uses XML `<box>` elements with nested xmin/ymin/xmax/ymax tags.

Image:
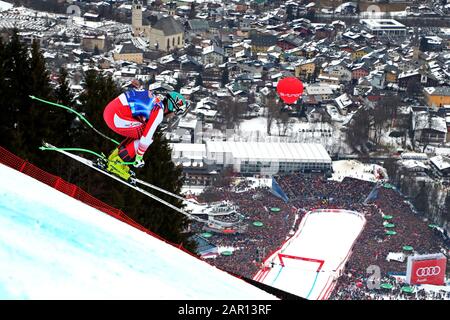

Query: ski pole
<box><xmin>30</xmin><ymin>95</ymin><xmax>120</xmax><ymax>146</ymax></box>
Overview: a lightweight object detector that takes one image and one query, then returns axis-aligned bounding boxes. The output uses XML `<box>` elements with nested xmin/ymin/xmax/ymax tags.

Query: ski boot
<box><xmin>106</xmin><ymin>148</ymin><xmax>132</xmax><ymax>181</ymax></box>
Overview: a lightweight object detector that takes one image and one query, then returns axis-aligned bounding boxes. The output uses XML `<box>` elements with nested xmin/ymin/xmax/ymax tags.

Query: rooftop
<box><xmin>153</xmin><ymin>16</ymin><xmax>184</xmax><ymax>36</ymax></box>
<box><xmin>430</xmin><ymin>156</ymin><xmax>450</xmax><ymax>171</ymax></box>
<box><xmin>424</xmin><ymin>87</ymin><xmax>450</xmax><ymax>96</ymax></box>
<box><xmin>206</xmin><ymin>141</ymin><xmax>331</xmax><ymax>163</ymax></box>
<box><xmin>360</xmin><ymin>19</ymin><xmax>406</xmax><ymax>29</ymax></box>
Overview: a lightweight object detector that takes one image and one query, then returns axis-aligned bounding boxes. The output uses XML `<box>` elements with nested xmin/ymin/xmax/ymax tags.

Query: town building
<box><xmin>360</xmin><ymin>19</ymin><xmax>407</xmax><ymax>37</ymax></box>
<box><xmin>424</xmin><ymin>87</ymin><xmax>450</xmax><ymax>108</ymax></box>
<box><xmin>131</xmin><ymin>0</ymin><xmax>184</xmax><ymax>52</ymax></box>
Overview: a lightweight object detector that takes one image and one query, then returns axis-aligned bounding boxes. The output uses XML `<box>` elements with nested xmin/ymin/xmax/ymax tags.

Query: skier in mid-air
<box><xmin>103</xmin><ymin>80</ymin><xmax>188</xmax><ymax>177</ymax></box>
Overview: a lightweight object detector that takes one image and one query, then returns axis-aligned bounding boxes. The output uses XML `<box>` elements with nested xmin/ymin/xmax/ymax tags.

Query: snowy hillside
<box><xmin>0</xmin><ymin>1</ymin><xmax>13</xmax><ymax>12</ymax></box>
<box><xmin>331</xmin><ymin>160</ymin><xmax>387</xmax><ymax>183</ymax></box>
<box><xmin>0</xmin><ymin>164</ymin><xmax>276</xmax><ymax>300</ymax></box>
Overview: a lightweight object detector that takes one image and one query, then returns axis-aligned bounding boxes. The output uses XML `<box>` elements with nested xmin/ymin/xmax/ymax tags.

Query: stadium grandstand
<box><xmin>171</xmin><ymin>142</ymin><xmax>332</xmax><ymax>177</ymax></box>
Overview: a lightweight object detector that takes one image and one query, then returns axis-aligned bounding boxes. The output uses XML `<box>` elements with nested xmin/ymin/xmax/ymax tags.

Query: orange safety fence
<box><xmin>0</xmin><ymin>145</ymin><xmax>198</xmax><ymax>258</ymax></box>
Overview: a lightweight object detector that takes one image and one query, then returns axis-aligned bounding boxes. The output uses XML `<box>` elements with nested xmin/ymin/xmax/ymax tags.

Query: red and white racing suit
<box><xmin>103</xmin><ymin>90</ymin><xmax>164</xmax><ymax>161</ymax></box>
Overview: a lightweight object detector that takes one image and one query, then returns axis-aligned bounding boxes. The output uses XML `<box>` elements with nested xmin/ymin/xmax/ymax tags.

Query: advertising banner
<box><xmin>406</xmin><ymin>254</ymin><xmax>447</xmax><ymax>285</ymax></box>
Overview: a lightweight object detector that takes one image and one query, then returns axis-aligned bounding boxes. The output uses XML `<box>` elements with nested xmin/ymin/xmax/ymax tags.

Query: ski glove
<box><xmin>134</xmin><ymin>154</ymin><xmax>145</xmax><ymax>168</ymax></box>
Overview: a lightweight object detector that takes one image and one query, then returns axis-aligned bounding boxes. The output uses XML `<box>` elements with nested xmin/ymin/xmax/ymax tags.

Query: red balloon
<box><xmin>276</xmin><ymin>77</ymin><xmax>304</xmax><ymax>104</ymax></box>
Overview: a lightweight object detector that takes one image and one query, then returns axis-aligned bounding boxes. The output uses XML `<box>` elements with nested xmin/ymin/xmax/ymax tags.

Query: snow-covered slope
<box><xmin>0</xmin><ymin>1</ymin><xmax>13</xmax><ymax>12</ymax></box>
<box><xmin>331</xmin><ymin>160</ymin><xmax>387</xmax><ymax>183</ymax></box>
<box><xmin>254</xmin><ymin>209</ymin><xmax>365</xmax><ymax>299</ymax></box>
<box><xmin>0</xmin><ymin>164</ymin><xmax>276</xmax><ymax>300</ymax></box>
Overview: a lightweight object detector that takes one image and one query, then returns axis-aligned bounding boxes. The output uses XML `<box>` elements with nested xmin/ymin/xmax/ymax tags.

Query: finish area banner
<box><xmin>406</xmin><ymin>253</ymin><xmax>447</xmax><ymax>285</ymax></box>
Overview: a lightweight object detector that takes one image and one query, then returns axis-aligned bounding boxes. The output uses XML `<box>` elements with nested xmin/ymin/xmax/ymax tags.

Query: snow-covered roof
<box><xmin>180</xmin><ymin>86</ymin><xmax>201</xmax><ymax>95</ymax></box>
<box><xmin>159</xmin><ymin>54</ymin><xmax>175</xmax><ymax>64</ymax></box>
<box><xmin>400</xmin><ymin>160</ymin><xmax>429</xmax><ymax>170</ymax></box>
<box><xmin>0</xmin><ymin>0</ymin><xmax>13</xmax><ymax>12</ymax></box>
<box><xmin>318</xmin><ymin>75</ymin><xmax>339</xmax><ymax>82</ymax></box>
<box><xmin>83</xmin><ymin>12</ymin><xmax>99</xmax><ymax>18</ymax></box>
<box><xmin>386</xmin><ymin>252</ymin><xmax>406</xmax><ymax>263</ymax></box>
<box><xmin>342</xmin><ymin>31</ymin><xmax>361</xmax><ymax>40</ymax></box>
<box><xmin>425</xmin><ymin>36</ymin><xmax>443</xmax><ymax>45</ymax></box>
<box><xmin>435</xmin><ymin>148</ymin><xmax>450</xmax><ymax>157</ymax></box>
<box><xmin>178</xmin><ymin>116</ymin><xmax>198</xmax><ymax>130</ymax></box>
<box><xmin>148</xmin><ymin>81</ymin><xmax>174</xmax><ymax>91</ymax></box>
<box><xmin>170</xmin><ymin>143</ymin><xmax>206</xmax><ymax>154</ymax></box>
<box><xmin>305</xmin><ymin>84</ymin><xmax>334</xmax><ymax>95</ymax></box>
<box><xmin>414</xmin><ymin>113</ymin><xmax>447</xmax><ymax>133</ymax></box>
<box><xmin>335</xmin><ymin>93</ymin><xmax>353</xmax><ymax>111</ymax></box>
<box><xmin>196</xmin><ymin>109</ymin><xmax>218</xmax><ymax>118</ymax></box>
<box><xmin>401</xmin><ymin>152</ymin><xmax>428</xmax><ymax>160</ymax></box>
<box><xmin>430</xmin><ymin>155</ymin><xmax>450</xmax><ymax>171</ymax></box>
<box><xmin>424</xmin><ymin>86</ymin><xmax>450</xmax><ymax>96</ymax></box>
<box><xmin>206</xmin><ymin>141</ymin><xmax>331</xmax><ymax>163</ymax></box>
<box><xmin>202</xmin><ymin>44</ymin><xmax>224</xmax><ymax>56</ymax></box>
<box><xmin>154</xmin><ymin>75</ymin><xmax>177</xmax><ymax>85</ymax></box>
<box><xmin>360</xmin><ymin>19</ymin><xmax>405</xmax><ymax>30</ymax></box>
<box><xmin>398</xmin><ymin>69</ymin><xmax>419</xmax><ymax>79</ymax></box>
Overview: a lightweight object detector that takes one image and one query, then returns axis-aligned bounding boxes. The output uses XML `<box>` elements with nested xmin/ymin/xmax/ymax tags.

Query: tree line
<box><xmin>0</xmin><ymin>30</ymin><xmax>196</xmax><ymax>252</ymax></box>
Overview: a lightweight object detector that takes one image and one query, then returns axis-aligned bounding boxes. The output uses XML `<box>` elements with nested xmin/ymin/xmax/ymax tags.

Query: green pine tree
<box><xmin>189</xmin><ymin>2</ymin><xmax>196</xmax><ymax>19</ymax></box>
<box><xmin>75</xmin><ymin>70</ymin><xmax>195</xmax><ymax>251</ymax></box>
<box><xmin>0</xmin><ymin>36</ymin><xmax>9</xmax><ymax>146</ymax></box>
<box><xmin>25</xmin><ymin>39</ymin><xmax>54</xmax><ymax>166</ymax></box>
<box><xmin>0</xmin><ymin>29</ymin><xmax>31</xmax><ymax>154</ymax></box>
<box><xmin>0</xmin><ymin>31</ymin><xmax>196</xmax><ymax>253</ymax></box>
<box><xmin>221</xmin><ymin>67</ymin><xmax>229</xmax><ymax>87</ymax></box>
<box><xmin>77</xmin><ymin>68</ymin><xmax>121</xmax><ymax>152</ymax></box>
<box><xmin>50</xmin><ymin>67</ymin><xmax>76</xmax><ymax>147</ymax></box>
<box><xmin>55</xmin><ymin>67</ymin><xmax>74</xmax><ymax>108</ymax></box>
<box><xmin>195</xmin><ymin>74</ymin><xmax>203</xmax><ymax>87</ymax></box>
<box><xmin>130</xmin><ymin>132</ymin><xmax>195</xmax><ymax>249</ymax></box>
<box><xmin>443</xmin><ymin>192</ymin><xmax>450</xmax><ymax>221</ymax></box>
<box><xmin>286</xmin><ymin>4</ymin><xmax>294</xmax><ymax>22</ymax></box>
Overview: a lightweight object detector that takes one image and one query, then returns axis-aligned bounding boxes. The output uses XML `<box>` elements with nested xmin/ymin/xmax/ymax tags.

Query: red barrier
<box><xmin>0</xmin><ymin>146</ymin><xmax>286</xmax><ymax>295</ymax></box>
<box><xmin>0</xmin><ymin>146</ymin><xmax>192</xmax><ymax>253</ymax></box>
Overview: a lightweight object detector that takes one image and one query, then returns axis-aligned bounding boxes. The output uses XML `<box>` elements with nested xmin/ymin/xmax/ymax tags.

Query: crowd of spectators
<box><xmin>331</xmin><ymin>186</ymin><xmax>448</xmax><ymax>300</ymax></box>
<box><xmin>191</xmin><ymin>174</ymin><xmax>448</xmax><ymax>300</ymax></box>
<box><xmin>332</xmin><ymin>275</ymin><xmax>450</xmax><ymax>300</ymax></box>
<box><xmin>193</xmin><ymin>185</ymin><xmax>297</xmax><ymax>278</ymax></box>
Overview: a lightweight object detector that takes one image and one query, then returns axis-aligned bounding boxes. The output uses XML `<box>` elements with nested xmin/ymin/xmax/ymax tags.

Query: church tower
<box><xmin>132</xmin><ymin>0</ymin><xmax>143</xmax><ymax>36</ymax></box>
<box><xmin>167</xmin><ymin>1</ymin><xmax>177</xmax><ymax>16</ymax></box>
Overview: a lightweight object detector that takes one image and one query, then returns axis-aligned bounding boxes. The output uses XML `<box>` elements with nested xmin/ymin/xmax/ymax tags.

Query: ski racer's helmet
<box><xmin>166</xmin><ymin>91</ymin><xmax>189</xmax><ymax>116</ymax></box>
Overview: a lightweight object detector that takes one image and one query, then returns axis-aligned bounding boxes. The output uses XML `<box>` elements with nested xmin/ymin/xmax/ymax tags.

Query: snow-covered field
<box><xmin>0</xmin><ymin>1</ymin><xmax>13</xmax><ymax>12</ymax></box>
<box><xmin>181</xmin><ymin>185</ymin><xmax>205</xmax><ymax>195</ymax></box>
<box><xmin>0</xmin><ymin>164</ymin><xmax>276</xmax><ymax>300</ymax></box>
<box><xmin>234</xmin><ymin>116</ymin><xmax>352</xmax><ymax>155</ymax></box>
<box><xmin>331</xmin><ymin>160</ymin><xmax>387</xmax><ymax>183</ymax></box>
<box><xmin>254</xmin><ymin>209</ymin><xmax>366</xmax><ymax>300</ymax></box>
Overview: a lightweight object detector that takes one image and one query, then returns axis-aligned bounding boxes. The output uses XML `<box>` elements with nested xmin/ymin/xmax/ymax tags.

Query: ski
<box><xmin>133</xmin><ymin>177</ymin><xmax>199</xmax><ymax>205</ymax></box>
<box><xmin>41</xmin><ymin>142</ymin><xmax>207</xmax><ymax>224</ymax></box>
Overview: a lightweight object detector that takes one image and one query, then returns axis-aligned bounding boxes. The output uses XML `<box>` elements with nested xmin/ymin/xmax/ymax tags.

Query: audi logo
<box><xmin>416</xmin><ymin>266</ymin><xmax>441</xmax><ymax>277</ymax></box>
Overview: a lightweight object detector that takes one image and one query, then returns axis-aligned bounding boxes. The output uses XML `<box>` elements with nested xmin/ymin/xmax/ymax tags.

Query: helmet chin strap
<box><xmin>166</xmin><ymin>94</ymin><xmax>181</xmax><ymax>113</ymax></box>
